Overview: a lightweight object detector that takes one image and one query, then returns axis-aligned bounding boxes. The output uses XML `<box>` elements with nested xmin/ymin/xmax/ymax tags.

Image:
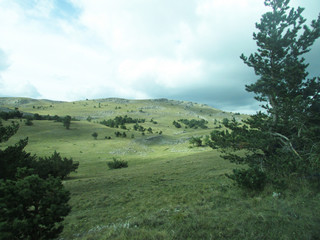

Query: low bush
<box><xmin>107</xmin><ymin>158</ymin><xmax>128</xmax><ymax>169</ymax></box>
<box><xmin>227</xmin><ymin>167</ymin><xmax>267</xmax><ymax>191</ymax></box>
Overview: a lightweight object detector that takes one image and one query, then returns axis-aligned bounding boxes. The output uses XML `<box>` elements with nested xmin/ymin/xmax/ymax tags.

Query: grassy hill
<box><xmin>1</xmin><ymin>97</ymin><xmax>319</xmax><ymax>240</ymax></box>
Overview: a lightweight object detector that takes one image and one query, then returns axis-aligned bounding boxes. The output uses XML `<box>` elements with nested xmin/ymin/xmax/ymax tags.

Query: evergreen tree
<box><xmin>0</xmin><ymin>121</ymin><xmax>72</xmax><ymax>239</ymax></box>
<box><xmin>210</xmin><ymin>0</ymin><xmax>320</xmax><ymax>190</ymax></box>
<box><xmin>0</xmin><ymin>175</ymin><xmax>71</xmax><ymax>240</ymax></box>
<box><xmin>33</xmin><ymin>151</ymin><xmax>79</xmax><ymax>180</ymax></box>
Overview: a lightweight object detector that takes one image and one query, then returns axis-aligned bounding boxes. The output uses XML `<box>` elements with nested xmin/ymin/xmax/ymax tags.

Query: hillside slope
<box><xmin>1</xmin><ymin>97</ymin><xmax>319</xmax><ymax>240</ymax></box>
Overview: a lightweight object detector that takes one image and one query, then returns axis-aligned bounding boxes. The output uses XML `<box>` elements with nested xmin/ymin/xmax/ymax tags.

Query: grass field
<box><xmin>1</xmin><ymin>97</ymin><xmax>320</xmax><ymax>239</ymax></box>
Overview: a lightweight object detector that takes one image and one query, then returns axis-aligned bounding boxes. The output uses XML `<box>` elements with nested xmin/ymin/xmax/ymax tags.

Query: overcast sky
<box><xmin>0</xmin><ymin>0</ymin><xmax>319</xmax><ymax>113</ymax></box>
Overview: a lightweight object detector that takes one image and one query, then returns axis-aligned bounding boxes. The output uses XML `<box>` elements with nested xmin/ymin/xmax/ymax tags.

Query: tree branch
<box><xmin>271</xmin><ymin>132</ymin><xmax>302</xmax><ymax>159</ymax></box>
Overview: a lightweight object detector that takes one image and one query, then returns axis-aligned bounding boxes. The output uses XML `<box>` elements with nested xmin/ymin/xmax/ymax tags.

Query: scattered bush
<box><xmin>178</xmin><ymin>119</ymin><xmax>208</xmax><ymax>129</ymax></box>
<box><xmin>107</xmin><ymin>158</ymin><xmax>128</xmax><ymax>169</ymax></box>
<box><xmin>100</xmin><ymin>115</ymin><xmax>145</xmax><ymax>128</ymax></box>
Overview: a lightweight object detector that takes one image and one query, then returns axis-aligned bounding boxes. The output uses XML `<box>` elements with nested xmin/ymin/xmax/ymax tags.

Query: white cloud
<box><xmin>0</xmin><ymin>0</ymin><xmax>319</xmax><ymax>113</ymax></box>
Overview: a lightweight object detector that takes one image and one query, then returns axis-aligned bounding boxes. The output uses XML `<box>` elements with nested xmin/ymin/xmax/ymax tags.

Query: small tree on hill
<box><xmin>210</xmin><ymin>0</ymin><xmax>320</xmax><ymax>190</ymax></box>
<box><xmin>92</xmin><ymin>132</ymin><xmax>98</xmax><ymax>140</ymax></box>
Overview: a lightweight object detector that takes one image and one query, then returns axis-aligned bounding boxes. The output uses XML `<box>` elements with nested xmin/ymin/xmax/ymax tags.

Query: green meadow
<box><xmin>1</xmin><ymin>97</ymin><xmax>320</xmax><ymax>240</ymax></box>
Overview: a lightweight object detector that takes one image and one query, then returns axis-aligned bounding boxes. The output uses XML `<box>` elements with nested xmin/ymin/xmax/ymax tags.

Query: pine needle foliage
<box><xmin>210</xmin><ymin>0</ymin><xmax>320</xmax><ymax>190</ymax></box>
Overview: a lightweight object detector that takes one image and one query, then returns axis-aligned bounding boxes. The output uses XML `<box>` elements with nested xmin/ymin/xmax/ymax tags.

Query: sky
<box><xmin>0</xmin><ymin>0</ymin><xmax>319</xmax><ymax>114</ymax></box>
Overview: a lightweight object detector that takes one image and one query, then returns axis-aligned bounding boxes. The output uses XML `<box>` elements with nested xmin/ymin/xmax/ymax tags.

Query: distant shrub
<box><xmin>25</xmin><ymin>118</ymin><xmax>33</xmax><ymax>126</ymax></box>
<box><xmin>92</xmin><ymin>132</ymin><xmax>98</xmax><ymax>140</ymax></box>
<box><xmin>173</xmin><ymin>120</ymin><xmax>181</xmax><ymax>128</ymax></box>
<box><xmin>87</xmin><ymin>116</ymin><xmax>92</xmax><ymax>122</ymax></box>
<box><xmin>189</xmin><ymin>136</ymin><xmax>202</xmax><ymax>147</ymax></box>
<box><xmin>100</xmin><ymin>115</ymin><xmax>145</xmax><ymax>128</ymax></box>
<box><xmin>63</xmin><ymin>115</ymin><xmax>72</xmax><ymax>129</ymax></box>
<box><xmin>107</xmin><ymin>158</ymin><xmax>128</xmax><ymax>169</ymax></box>
<box><xmin>178</xmin><ymin>119</ymin><xmax>208</xmax><ymax>129</ymax></box>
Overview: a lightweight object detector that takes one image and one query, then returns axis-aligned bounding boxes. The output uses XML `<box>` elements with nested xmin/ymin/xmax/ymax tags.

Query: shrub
<box><xmin>25</xmin><ymin>118</ymin><xmax>33</xmax><ymax>126</ymax></box>
<box><xmin>189</xmin><ymin>137</ymin><xmax>202</xmax><ymax>147</ymax></box>
<box><xmin>92</xmin><ymin>132</ymin><xmax>98</xmax><ymax>140</ymax></box>
<box><xmin>107</xmin><ymin>158</ymin><xmax>128</xmax><ymax>169</ymax></box>
<box><xmin>227</xmin><ymin>168</ymin><xmax>267</xmax><ymax>191</ymax></box>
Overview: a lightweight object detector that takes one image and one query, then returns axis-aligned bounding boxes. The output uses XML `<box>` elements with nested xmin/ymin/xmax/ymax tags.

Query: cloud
<box><xmin>0</xmin><ymin>48</ymin><xmax>9</xmax><ymax>71</ymax></box>
<box><xmin>0</xmin><ymin>0</ymin><xmax>319</xmax><ymax>113</ymax></box>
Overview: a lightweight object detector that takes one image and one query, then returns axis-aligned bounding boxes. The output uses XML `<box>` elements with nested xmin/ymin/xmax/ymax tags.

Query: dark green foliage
<box><xmin>0</xmin><ymin>138</ymin><xmax>35</xmax><ymax>180</ymax></box>
<box><xmin>0</xmin><ymin>121</ymin><xmax>19</xmax><ymax>143</ymax></box>
<box><xmin>92</xmin><ymin>132</ymin><xmax>98</xmax><ymax>139</ymax></box>
<box><xmin>114</xmin><ymin>131</ymin><xmax>127</xmax><ymax>138</ymax></box>
<box><xmin>0</xmin><ymin>111</ymin><xmax>68</xmax><ymax>122</ymax></box>
<box><xmin>133</xmin><ymin>123</ymin><xmax>145</xmax><ymax>132</ymax></box>
<box><xmin>0</xmin><ymin>110</ymin><xmax>23</xmax><ymax>120</ymax></box>
<box><xmin>25</xmin><ymin>118</ymin><xmax>33</xmax><ymax>126</ymax></box>
<box><xmin>210</xmin><ymin>0</ymin><xmax>320</xmax><ymax>190</ymax></box>
<box><xmin>63</xmin><ymin>115</ymin><xmax>72</xmax><ymax>129</ymax></box>
<box><xmin>0</xmin><ymin>175</ymin><xmax>71</xmax><ymax>240</ymax></box>
<box><xmin>33</xmin><ymin>151</ymin><xmax>79</xmax><ymax>180</ymax></box>
<box><xmin>100</xmin><ymin>115</ymin><xmax>145</xmax><ymax>128</ymax></box>
<box><xmin>178</xmin><ymin>119</ymin><xmax>208</xmax><ymax>129</ymax></box>
<box><xmin>147</xmin><ymin>127</ymin><xmax>153</xmax><ymax>133</ymax></box>
<box><xmin>107</xmin><ymin>158</ymin><xmax>128</xmax><ymax>169</ymax></box>
<box><xmin>150</xmin><ymin>119</ymin><xmax>158</xmax><ymax>124</ymax></box>
<box><xmin>189</xmin><ymin>137</ymin><xmax>202</xmax><ymax>147</ymax></box>
<box><xmin>0</xmin><ymin>124</ymin><xmax>73</xmax><ymax>239</ymax></box>
<box><xmin>227</xmin><ymin>168</ymin><xmax>267</xmax><ymax>191</ymax></box>
<box><xmin>172</xmin><ymin>120</ymin><xmax>181</xmax><ymax>128</ymax></box>
<box><xmin>33</xmin><ymin>113</ymin><xmax>63</xmax><ymax>121</ymax></box>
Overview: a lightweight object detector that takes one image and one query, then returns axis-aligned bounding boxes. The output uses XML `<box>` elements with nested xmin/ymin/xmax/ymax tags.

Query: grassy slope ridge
<box><xmin>1</xmin><ymin>97</ymin><xmax>319</xmax><ymax>240</ymax></box>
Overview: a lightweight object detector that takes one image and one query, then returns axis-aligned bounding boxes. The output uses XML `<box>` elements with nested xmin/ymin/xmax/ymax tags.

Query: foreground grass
<box><xmin>60</xmin><ymin>150</ymin><xmax>320</xmax><ymax>240</ymax></box>
<box><xmin>1</xmin><ymin>98</ymin><xmax>320</xmax><ymax>239</ymax></box>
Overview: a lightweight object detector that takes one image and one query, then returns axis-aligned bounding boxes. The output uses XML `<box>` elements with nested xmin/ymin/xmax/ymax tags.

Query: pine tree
<box><xmin>0</xmin><ymin>121</ymin><xmax>72</xmax><ymax>239</ymax></box>
<box><xmin>210</xmin><ymin>0</ymin><xmax>320</xmax><ymax>190</ymax></box>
